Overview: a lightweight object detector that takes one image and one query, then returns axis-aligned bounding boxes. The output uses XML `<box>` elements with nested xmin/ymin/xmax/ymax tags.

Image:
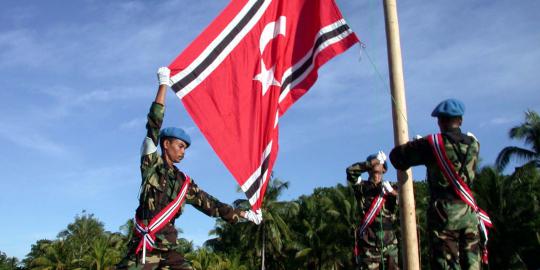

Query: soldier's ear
<box><xmin>162</xmin><ymin>138</ymin><xmax>171</xmax><ymax>150</ymax></box>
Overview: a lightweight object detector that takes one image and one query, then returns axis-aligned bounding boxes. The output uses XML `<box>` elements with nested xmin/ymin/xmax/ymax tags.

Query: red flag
<box><xmin>168</xmin><ymin>0</ymin><xmax>359</xmax><ymax>211</ymax></box>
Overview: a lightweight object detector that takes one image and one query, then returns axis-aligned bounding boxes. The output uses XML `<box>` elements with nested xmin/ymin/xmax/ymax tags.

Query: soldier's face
<box><xmin>163</xmin><ymin>138</ymin><xmax>188</xmax><ymax>163</ymax></box>
<box><xmin>369</xmin><ymin>164</ymin><xmax>385</xmax><ymax>183</ymax></box>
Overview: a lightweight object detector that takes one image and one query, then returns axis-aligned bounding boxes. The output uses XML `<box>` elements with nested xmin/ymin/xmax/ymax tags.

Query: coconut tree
<box><xmin>207</xmin><ymin>178</ymin><xmax>297</xmax><ymax>269</ymax></box>
<box><xmin>58</xmin><ymin>211</ymin><xmax>106</xmax><ymax>269</ymax></box>
<box><xmin>28</xmin><ymin>241</ymin><xmax>70</xmax><ymax>270</ymax></box>
<box><xmin>496</xmin><ymin>110</ymin><xmax>540</xmax><ymax>171</ymax></box>
<box><xmin>81</xmin><ymin>233</ymin><xmax>124</xmax><ymax>270</ymax></box>
<box><xmin>185</xmin><ymin>248</ymin><xmax>220</xmax><ymax>270</ymax></box>
<box><xmin>0</xmin><ymin>251</ymin><xmax>21</xmax><ymax>270</ymax></box>
<box><xmin>293</xmin><ymin>187</ymin><xmax>353</xmax><ymax>270</ymax></box>
<box><xmin>474</xmin><ymin>165</ymin><xmax>540</xmax><ymax>269</ymax></box>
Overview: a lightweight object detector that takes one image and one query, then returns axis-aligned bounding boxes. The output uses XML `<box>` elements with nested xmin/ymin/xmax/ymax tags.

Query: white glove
<box><xmin>157</xmin><ymin>67</ymin><xmax>171</xmax><ymax>86</ymax></box>
<box><xmin>355</xmin><ymin>174</ymin><xmax>363</xmax><ymax>185</ymax></box>
<box><xmin>376</xmin><ymin>150</ymin><xmax>387</xmax><ymax>165</ymax></box>
<box><xmin>382</xmin><ymin>181</ymin><xmax>394</xmax><ymax>194</ymax></box>
<box><xmin>244</xmin><ymin>209</ymin><xmax>263</xmax><ymax>225</ymax></box>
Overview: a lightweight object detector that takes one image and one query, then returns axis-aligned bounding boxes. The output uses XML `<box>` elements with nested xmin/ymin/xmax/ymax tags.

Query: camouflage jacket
<box><xmin>346</xmin><ymin>161</ymin><xmax>398</xmax><ymax>245</ymax></box>
<box><xmin>134</xmin><ymin>102</ymin><xmax>242</xmax><ymax>250</ymax></box>
<box><xmin>389</xmin><ymin>128</ymin><xmax>480</xmax><ymax>230</ymax></box>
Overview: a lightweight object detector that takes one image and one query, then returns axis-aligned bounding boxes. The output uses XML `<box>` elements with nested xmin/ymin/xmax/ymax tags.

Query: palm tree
<box><xmin>244</xmin><ymin>178</ymin><xmax>297</xmax><ymax>269</ymax></box>
<box><xmin>293</xmin><ymin>186</ymin><xmax>355</xmax><ymax>270</ymax></box>
<box><xmin>0</xmin><ymin>251</ymin><xmax>21</xmax><ymax>270</ymax></box>
<box><xmin>81</xmin><ymin>233</ymin><xmax>124</xmax><ymax>270</ymax></box>
<box><xmin>473</xmin><ymin>166</ymin><xmax>540</xmax><ymax>269</ymax></box>
<box><xmin>293</xmin><ymin>194</ymin><xmax>325</xmax><ymax>269</ymax></box>
<box><xmin>495</xmin><ymin>110</ymin><xmax>540</xmax><ymax>171</ymax></box>
<box><xmin>185</xmin><ymin>248</ymin><xmax>219</xmax><ymax>270</ymax></box>
<box><xmin>28</xmin><ymin>241</ymin><xmax>71</xmax><ymax>270</ymax></box>
<box><xmin>23</xmin><ymin>240</ymin><xmax>52</xmax><ymax>268</ymax></box>
<box><xmin>58</xmin><ymin>211</ymin><xmax>106</xmax><ymax>268</ymax></box>
<box><xmin>207</xmin><ymin>178</ymin><xmax>297</xmax><ymax>269</ymax></box>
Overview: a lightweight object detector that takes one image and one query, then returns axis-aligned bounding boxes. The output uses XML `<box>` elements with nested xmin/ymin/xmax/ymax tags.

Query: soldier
<box><xmin>347</xmin><ymin>151</ymin><xmax>400</xmax><ymax>270</ymax></box>
<box><xmin>389</xmin><ymin>99</ymin><xmax>491</xmax><ymax>270</ymax></box>
<box><xmin>117</xmin><ymin>67</ymin><xmax>262</xmax><ymax>270</ymax></box>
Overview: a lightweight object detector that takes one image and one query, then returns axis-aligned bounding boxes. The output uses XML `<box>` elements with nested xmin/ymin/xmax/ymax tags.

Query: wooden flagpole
<box><xmin>382</xmin><ymin>0</ymin><xmax>420</xmax><ymax>269</ymax></box>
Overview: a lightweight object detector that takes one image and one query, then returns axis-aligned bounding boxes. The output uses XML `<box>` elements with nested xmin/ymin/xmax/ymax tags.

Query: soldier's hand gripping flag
<box><xmin>168</xmin><ymin>0</ymin><xmax>359</xmax><ymax>211</ymax></box>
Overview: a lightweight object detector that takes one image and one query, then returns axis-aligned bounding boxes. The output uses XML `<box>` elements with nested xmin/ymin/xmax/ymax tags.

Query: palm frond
<box><xmin>496</xmin><ymin>146</ymin><xmax>536</xmax><ymax>171</ymax></box>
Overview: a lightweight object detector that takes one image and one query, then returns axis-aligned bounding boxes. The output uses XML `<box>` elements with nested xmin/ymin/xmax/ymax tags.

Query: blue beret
<box><xmin>159</xmin><ymin>127</ymin><xmax>191</xmax><ymax>147</ymax></box>
<box><xmin>366</xmin><ymin>153</ymin><xmax>388</xmax><ymax>170</ymax></box>
<box><xmin>431</xmin><ymin>98</ymin><xmax>465</xmax><ymax>117</ymax></box>
<box><xmin>366</xmin><ymin>154</ymin><xmax>377</xmax><ymax>162</ymax></box>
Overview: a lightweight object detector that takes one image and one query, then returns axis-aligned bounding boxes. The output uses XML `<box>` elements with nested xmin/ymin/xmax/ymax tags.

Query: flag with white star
<box><xmin>168</xmin><ymin>0</ymin><xmax>359</xmax><ymax>211</ymax></box>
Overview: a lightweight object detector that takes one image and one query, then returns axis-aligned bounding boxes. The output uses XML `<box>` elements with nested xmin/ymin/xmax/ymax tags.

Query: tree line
<box><xmin>2</xmin><ymin>111</ymin><xmax>539</xmax><ymax>270</ymax></box>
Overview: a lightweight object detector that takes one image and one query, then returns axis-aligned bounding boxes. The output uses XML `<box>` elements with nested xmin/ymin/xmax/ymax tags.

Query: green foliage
<box><xmin>206</xmin><ymin>178</ymin><xmax>297</xmax><ymax>269</ymax></box>
<box><xmin>496</xmin><ymin>109</ymin><xmax>540</xmax><ymax>170</ymax></box>
<box><xmin>16</xmin><ymin>170</ymin><xmax>539</xmax><ymax>270</ymax></box>
<box><xmin>15</xmin><ymin>112</ymin><xmax>540</xmax><ymax>269</ymax></box>
<box><xmin>0</xmin><ymin>251</ymin><xmax>22</xmax><ymax>270</ymax></box>
<box><xmin>24</xmin><ymin>211</ymin><xmax>126</xmax><ymax>270</ymax></box>
<box><xmin>412</xmin><ymin>181</ymin><xmax>430</xmax><ymax>270</ymax></box>
<box><xmin>474</xmin><ymin>165</ymin><xmax>540</xmax><ymax>269</ymax></box>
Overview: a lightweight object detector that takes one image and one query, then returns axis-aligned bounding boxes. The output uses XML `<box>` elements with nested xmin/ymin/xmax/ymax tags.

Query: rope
<box><xmin>361</xmin><ymin>45</ymin><xmax>414</xmax><ymax>137</ymax></box>
<box><xmin>379</xmin><ymin>210</ymin><xmax>385</xmax><ymax>270</ymax></box>
<box><xmin>356</xmin><ymin>0</ymin><xmax>417</xmax><ymax>138</ymax></box>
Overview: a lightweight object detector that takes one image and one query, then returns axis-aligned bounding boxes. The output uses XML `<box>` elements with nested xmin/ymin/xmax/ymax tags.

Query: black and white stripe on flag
<box><xmin>167</xmin><ymin>0</ymin><xmax>360</xmax><ymax>211</ymax></box>
<box><xmin>279</xmin><ymin>19</ymin><xmax>355</xmax><ymax>105</ymax></box>
<box><xmin>170</xmin><ymin>0</ymin><xmax>270</xmax><ymax>98</ymax></box>
<box><xmin>241</xmin><ymin>142</ymin><xmax>273</xmax><ymax>206</ymax></box>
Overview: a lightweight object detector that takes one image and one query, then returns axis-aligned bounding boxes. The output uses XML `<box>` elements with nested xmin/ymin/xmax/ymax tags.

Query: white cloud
<box><xmin>479</xmin><ymin>116</ymin><xmax>519</xmax><ymax>128</ymax></box>
<box><xmin>0</xmin><ymin>29</ymin><xmax>53</xmax><ymax>68</ymax></box>
<box><xmin>48</xmin><ymin>163</ymin><xmax>137</xmax><ymax>199</ymax></box>
<box><xmin>120</xmin><ymin>117</ymin><xmax>146</xmax><ymax>130</ymax></box>
<box><xmin>0</xmin><ymin>122</ymin><xmax>67</xmax><ymax>156</ymax></box>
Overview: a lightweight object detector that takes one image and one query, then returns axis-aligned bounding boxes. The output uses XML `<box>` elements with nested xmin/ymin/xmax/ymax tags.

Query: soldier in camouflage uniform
<box><xmin>389</xmin><ymin>99</ymin><xmax>482</xmax><ymax>270</ymax></box>
<box><xmin>347</xmin><ymin>151</ymin><xmax>400</xmax><ymax>270</ymax></box>
<box><xmin>117</xmin><ymin>67</ymin><xmax>262</xmax><ymax>270</ymax></box>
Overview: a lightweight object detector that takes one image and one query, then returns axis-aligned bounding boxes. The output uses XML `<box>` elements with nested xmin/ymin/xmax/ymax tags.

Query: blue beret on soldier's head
<box><xmin>366</xmin><ymin>153</ymin><xmax>388</xmax><ymax>170</ymax></box>
<box><xmin>366</xmin><ymin>154</ymin><xmax>377</xmax><ymax>163</ymax></box>
<box><xmin>431</xmin><ymin>98</ymin><xmax>465</xmax><ymax>117</ymax></box>
<box><xmin>159</xmin><ymin>127</ymin><xmax>191</xmax><ymax>147</ymax></box>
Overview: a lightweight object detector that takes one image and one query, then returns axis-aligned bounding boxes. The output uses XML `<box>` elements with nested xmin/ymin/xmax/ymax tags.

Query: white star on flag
<box><xmin>253</xmin><ymin>60</ymin><xmax>281</xmax><ymax>95</ymax></box>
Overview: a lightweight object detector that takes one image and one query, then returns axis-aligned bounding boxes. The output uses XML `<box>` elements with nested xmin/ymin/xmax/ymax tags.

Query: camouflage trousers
<box><xmin>429</xmin><ymin>227</ymin><xmax>481</xmax><ymax>270</ymax></box>
<box><xmin>116</xmin><ymin>250</ymin><xmax>193</xmax><ymax>270</ymax></box>
<box><xmin>356</xmin><ymin>227</ymin><xmax>400</xmax><ymax>270</ymax></box>
<box><xmin>428</xmin><ymin>200</ymin><xmax>481</xmax><ymax>270</ymax></box>
<box><xmin>356</xmin><ymin>242</ymin><xmax>399</xmax><ymax>270</ymax></box>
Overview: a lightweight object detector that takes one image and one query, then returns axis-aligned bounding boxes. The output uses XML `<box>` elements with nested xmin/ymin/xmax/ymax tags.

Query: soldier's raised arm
<box><xmin>389</xmin><ymin>137</ymin><xmax>432</xmax><ymax>171</ymax></box>
<box><xmin>140</xmin><ymin>67</ymin><xmax>171</xmax><ymax>160</ymax></box>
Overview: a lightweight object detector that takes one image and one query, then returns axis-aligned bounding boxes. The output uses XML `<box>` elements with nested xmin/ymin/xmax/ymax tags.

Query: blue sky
<box><xmin>1</xmin><ymin>0</ymin><xmax>539</xmax><ymax>259</ymax></box>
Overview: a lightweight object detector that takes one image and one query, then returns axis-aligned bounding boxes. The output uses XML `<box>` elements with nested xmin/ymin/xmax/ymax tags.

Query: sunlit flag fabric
<box><xmin>168</xmin><ymin>0</ymin><xmax>359</xmax><ymax>211</ymax></box>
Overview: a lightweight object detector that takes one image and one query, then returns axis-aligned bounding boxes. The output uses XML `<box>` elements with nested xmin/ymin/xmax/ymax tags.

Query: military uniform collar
<box><xmin>162</xmin><ymin>162</ymin><xmax>178</xmax><ymax>175</ymax></box>
<box><xmin>442</xmin><ymin>127</ymin><xmax>473</xmax><ymax>145</ymax></box>
<box><xmin>369</xmin><ymin>178</ymin><xmax>382</xmax><ymax>186</ymax></box>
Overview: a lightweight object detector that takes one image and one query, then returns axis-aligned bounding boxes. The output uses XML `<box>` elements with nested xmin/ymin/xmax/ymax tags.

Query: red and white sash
<box><xmin>355</xmin><ymin>186</ymin><xmax>389</xmax><ymax>256</ymax></box>
<box><xmin>427</xmin><ymin>133</ymin><xmax>493</xmax><ymax>263</ymax></box>
<box><xmin>134</xmin><ymin>173</ymin><xmax>192</xmax><ymax>264</ymax></box>
<box><xmin>358</xmin><ymin>191</ymin><xmax>388</xmax><ymax>236</ymax></box>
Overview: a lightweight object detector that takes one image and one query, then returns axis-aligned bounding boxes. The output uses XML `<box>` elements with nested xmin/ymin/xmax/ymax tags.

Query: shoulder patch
<box><xmin>141</xmin><ymin>136</ymin><xmax>158</xmax><ymax>156</ymax></box>
<box><xmin>466</xmin><ymin>132</ymin><xmax>478</xmax><ymax>142</ymax></box>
